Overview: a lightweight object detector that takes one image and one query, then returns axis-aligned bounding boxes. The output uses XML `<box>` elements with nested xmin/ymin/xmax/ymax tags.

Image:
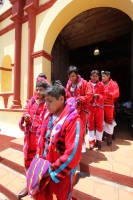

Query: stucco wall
<box><xmin>0</xmin><ymin>97</ymin><xmax>4</xmax><ymax>107</ymax></box>
<box><xmin>0</xmin><ymin>29</ymin><xmax>14</xmax><ymax>65</ymax></box>
<box><xmin>0</xmin><ymin>29</ymin><xmax>14</xmax><ymax>108</ymax></box>
<box><xmin>39</xmin><ymin>0</ymin><xmax>49</xmax><ymax>6</ymax></box>
<box><xmin>0</xmin><ymin>16</ymin><xmax>12</xmax><ymax>30</ymax></box>
<box><xmin>1</xmin><ymin>55</ymin><xmax>12</xmax><ymax>92</ymax></box>
<box><xmin>8</xmin><ymin>95</ymin><xmax>13</xmax><ymax>108</ymax></box>
<box><xmin>0</xmin><ymin>111</ymin><xmax>24</xmax><ymax>138</ymax></box>
<box><xmin>34</xmin><ymin>8</ymin><xmax>51</xmax><ymax>83</ymax></box>
<box><xmin>36</xmin><ymin>9</ymin><xmax>50</xmax><ymax>43</ymax></box>
<box><xmin>0</xmin><ymin>0</ymin><xmax>12</xmax><ymax>15</ymax></box>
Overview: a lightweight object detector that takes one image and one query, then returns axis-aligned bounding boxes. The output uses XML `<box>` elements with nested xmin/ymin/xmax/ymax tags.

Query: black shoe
<box><xmin>17</xmin><ymin>187</ymin><xmax>28</xmax><ymax>199</ymax></box>
<box><xmin>97</xmin><ymin>141</ymin><xmax>101</xmax><ymax>150</ymax></box>
<box><xmin>102</xmin><ymin>132</ymin><xmax>106</xmax><ymax>141</ymax></box>
<box><xmin>112</xmin><ymin>134</ymin><xmax>116</xmax><ymax>140</ymax></box>
<box><xmin>107</xmin><ymin>135</ymin><xmax>112</xmax><ymax>146</ymax></box>
<box><xmin>95</xmin><ymin>140</ymin><xmax>98</xmax><ymax>147</ymax></box>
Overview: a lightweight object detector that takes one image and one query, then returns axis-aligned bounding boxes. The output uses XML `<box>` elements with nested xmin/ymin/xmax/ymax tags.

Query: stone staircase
<box><xmin>0</xmin><ymin>138</ymin><xmax>30</xmax><ymax>200</ymax></box>
<box><xmin>0</xmin><ymin>125</ymin><xmax>133</xmax><ymax>200</ymax></box>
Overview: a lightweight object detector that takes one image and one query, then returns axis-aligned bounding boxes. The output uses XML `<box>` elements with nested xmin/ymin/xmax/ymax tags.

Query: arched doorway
<box><xmin>33</xmin><ymin>0</ymin><xmax>133</xmax><ymax>82</ymax></box>
<box><xmin>33</xmin><ymin>0</ymin><xmax>133</xmax><ymax>129</ymax></box>
<box><xmin>34</xmin><ymin>0</ymin><xmax>133</xmax><ymax>53</ymax></box>
<box><xmin>51</xmin><ymin>7</ymin><xmax>131</xmax><ymax>102</ymax></box>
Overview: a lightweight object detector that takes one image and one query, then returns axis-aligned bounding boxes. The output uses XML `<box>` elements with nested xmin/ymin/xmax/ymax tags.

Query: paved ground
<box><xmin>0</xmin><ymin>135</ymin><xmax>15</xmax><ymax>152</ymax></box>
<box><xmin>73</xmin><ymin>172</ymin><xmax>133</xmax><ymax>200</ymax></box>
<box><xmin>75</xmin><ymin>116</ymin><xmax>133</xmax><ymax>199</ymax></box>
<box><xmin>84</xmin><ymin>116</ymin><xmax>133</xmax><ymax>178</ymax></box>
<box><xmin>0</xmin><ymin>115</ymin><xmax>133</xmax><ymax>200</ymax></box>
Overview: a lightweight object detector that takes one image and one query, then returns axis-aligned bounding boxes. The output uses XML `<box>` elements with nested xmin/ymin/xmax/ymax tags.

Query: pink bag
<box><xmin>27</xmin><ymin>156</ymin><xmax>51</xmax><ymax>197</ymax></box>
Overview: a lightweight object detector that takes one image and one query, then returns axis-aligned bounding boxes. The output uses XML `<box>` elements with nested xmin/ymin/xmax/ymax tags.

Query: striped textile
<box><xmin>27</xmin><ymin>157</ymin><xmax>51</xmax><ymax>197</ymax></box>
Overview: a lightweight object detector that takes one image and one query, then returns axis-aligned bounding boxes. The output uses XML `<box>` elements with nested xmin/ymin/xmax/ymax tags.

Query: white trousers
<box><xmin>103</xmin><ymin>120</ymin><xmax>117</xmax><ymax>135</ymax></box>
<box><xmin>88</xmin><ymin>130</ymin><xmax>103</xmax><ymax>141</ymax></box>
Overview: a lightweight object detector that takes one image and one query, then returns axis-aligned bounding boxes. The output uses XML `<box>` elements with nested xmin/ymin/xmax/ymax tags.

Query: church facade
<box><xmin>0</xmin><ymin>0</ymin><xmax>133</xmax><ymax>137</ymax></box>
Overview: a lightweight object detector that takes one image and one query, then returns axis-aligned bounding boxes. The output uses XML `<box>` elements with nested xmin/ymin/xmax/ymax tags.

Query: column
<box><xmin>10</xmin><ymin>0</ymin><xmax>25</xmax><ymax>108</ymax></box>
<box><xmin>11</xmin><ymin>16</ymin><xmax>22</xmax><ymax>108</ymax></box>
<box><xmin>25</xmin><ymin>0</ymin><xmax>39</xmax><ymax>101</ymax></box>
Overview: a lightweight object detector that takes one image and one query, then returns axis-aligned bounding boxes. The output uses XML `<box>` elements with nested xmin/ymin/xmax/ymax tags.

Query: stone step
<box><xmin>0</xmin><ymin>134</ymin><xmax>15</xmax><ymax>152</ymax></box>
<box><xmin>79</xmin><ymin>137</ymin><xmax>133</xmax><ymax>188</ymax></box>
<box><xmin>6</xmin><ymin>132</ymin><xmax>133</xmax><ymax>198</ymax></box>
<box><xmin>0</xmin><ymin>164</ymin><xmax>30</xmax><ymax>200</ymax></box>
<box><xmin>0</xmin><ymin>148</ymin><xmax>25</xmax><ymax>176</ymax></box>
<box><xmin>0</xmin><ymin>164</ymin><xmax>133</xmax><ymax>200</ymax></box>
<box><xmin>10</xmin><ymin>137</ymin><xmax>23</xmax><ymax>152</ymax></box>
<box><xmin>72</xmin><ymin>172</ymin><xmax>133</xmax><ymax>200</ymax></box>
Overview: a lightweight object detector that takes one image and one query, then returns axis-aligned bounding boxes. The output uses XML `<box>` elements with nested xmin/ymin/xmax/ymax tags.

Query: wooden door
<box><xmin>51</xmin><ymin>37</ymin><xmax>69</xmax><ymax>87</ymax></box>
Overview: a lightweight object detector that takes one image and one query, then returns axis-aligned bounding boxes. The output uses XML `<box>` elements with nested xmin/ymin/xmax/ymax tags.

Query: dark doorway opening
<box><xmin>69</xmin><ymin>33</ymin><xmax>131</xmax><ymax>102</ymax></box>
<box><xmin>51</xmin><ymin>7</ymin><xmax>132</xmax><ymax>115</ymax></box>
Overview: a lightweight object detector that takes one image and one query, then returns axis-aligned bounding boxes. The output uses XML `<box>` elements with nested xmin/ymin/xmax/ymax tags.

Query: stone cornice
<box><xmin>32</xmin><ymin>50</ymin><xmax>52</xmax><ymax>61</ymax></box>
<box><xmin>10</xmin><ymin>14</ymin><xmax>22</xmax><ymax>22</ymax></box>
<box><xmin>24</xmin><ymin>4</ymin><xmax>37</xmax><ymax>14</ymax></box>
<box><xmin>0</xmin><ymin>67</ymin><xmax>12</xmax><ymax>71</ymax></box>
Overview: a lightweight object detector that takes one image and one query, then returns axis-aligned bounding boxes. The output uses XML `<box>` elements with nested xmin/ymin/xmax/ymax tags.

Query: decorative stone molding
<box><xmin>0</xmin><ymin>108</ymin><xmax>25</xmax><ymax>112</ymax></box>
<box><xmin>0</xmin><ymin>92</ymin><xmax>13</xmax><ymax>108</ymax></box>
<box><xmin>0</xmin><ymin>67</ymin><xmax>12</xmax><ymax>71</ymax></box>
<box><xmin>32</xmin><ymin>50</ymin><xmax>52</xmax><ymax>61</ymax></box>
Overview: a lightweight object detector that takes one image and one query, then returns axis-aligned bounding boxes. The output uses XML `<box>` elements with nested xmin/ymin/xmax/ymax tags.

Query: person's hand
<box><xmin>93</xmin><ymin>94</ymin><xmax>99</xmax><ymax>100</ymax></box>
<box><xmin>24</xmin><ymin>114</ymin><xmax>31</xmax><ymax>122</ymax></box>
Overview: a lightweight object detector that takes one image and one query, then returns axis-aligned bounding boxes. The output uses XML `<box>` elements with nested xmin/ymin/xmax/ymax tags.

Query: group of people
<box><xmin>17</xmin><ymin>67</ymin><xmax>119</xmax><ymax>200</ymax></box>
<box><xmin>66</xmin><ymin>67</ymin><xmax>119</xmax><ymax>151</ymax></box>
